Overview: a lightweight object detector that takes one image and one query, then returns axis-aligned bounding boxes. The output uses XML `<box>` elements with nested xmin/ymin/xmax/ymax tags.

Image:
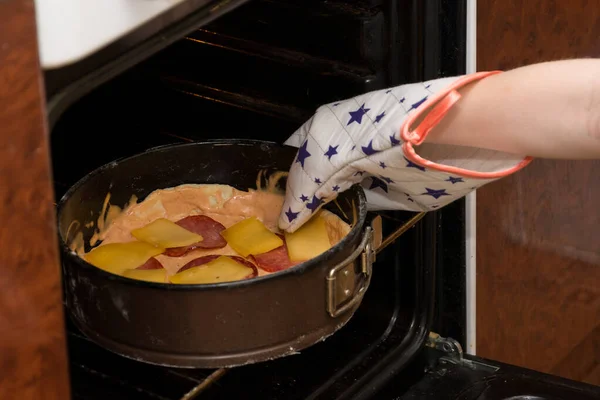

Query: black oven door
<box><xmin>380</xmin><ymin>336</ymin><xmax>600</xmax><ymax>400</ymax></box>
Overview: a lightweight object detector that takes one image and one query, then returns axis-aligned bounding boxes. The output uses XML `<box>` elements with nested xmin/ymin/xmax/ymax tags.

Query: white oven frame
<box><xmin>465</xmin><ymin>0</ymin><xmax>477</xmax><ymax>356</ymax></box>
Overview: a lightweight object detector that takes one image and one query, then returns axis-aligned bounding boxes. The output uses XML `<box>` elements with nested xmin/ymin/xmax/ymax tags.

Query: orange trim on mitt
<box><xmin>400</xmin><ymin>71</ymin><xmax>534</xmax><ymax>179</ymax></box>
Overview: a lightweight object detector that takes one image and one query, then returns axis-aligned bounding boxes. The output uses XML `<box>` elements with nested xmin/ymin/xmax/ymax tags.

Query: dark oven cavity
<box><xmin>48</xmin><ymin>1</ymin><xmax>468</xmax><ymax>399</ymax></box>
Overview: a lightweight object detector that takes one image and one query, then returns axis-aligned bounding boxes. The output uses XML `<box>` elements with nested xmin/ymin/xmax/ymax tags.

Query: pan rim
<box><xmin>56</xmin><ymin>139</ymin><xmax>368</xmax><ymax>291</ymax></box>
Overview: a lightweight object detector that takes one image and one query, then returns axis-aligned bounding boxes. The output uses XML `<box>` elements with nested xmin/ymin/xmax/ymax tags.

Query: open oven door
<box><xmin>375</xmin><ymin>332</ymin><xmax>600</xmax><ymax>400</ymax></box>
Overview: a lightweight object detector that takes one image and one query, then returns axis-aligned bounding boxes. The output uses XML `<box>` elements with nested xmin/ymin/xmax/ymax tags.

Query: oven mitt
<box><xmin>279</xmin><ymin>71</ymin><xmax>533</xmax><ymax>233</ymax></box>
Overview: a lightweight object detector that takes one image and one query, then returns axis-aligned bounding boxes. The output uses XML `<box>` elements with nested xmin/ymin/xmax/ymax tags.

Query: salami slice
<box><xmin>178</xmin><ymin>255</ymin><xmax>258</xmax><ymax>278</ymax></box>
<box><xmin>178</xmin><ymin>255</ymin><xmax>219</xmax><ymax>271</ymax></box>
<box><xmin>251</xmin><ymin>236</ymin><xmax>299</xmax><ymax>272</ymax></box>
<box><xmin>136</xmin><ymin>257</ymin><xmax>164</xmax><ymax>270</ymax></box>
<box><xmin>164</xmin><ymin>215</ymin><xmax>227</xmax><ymax>257</ymax></box>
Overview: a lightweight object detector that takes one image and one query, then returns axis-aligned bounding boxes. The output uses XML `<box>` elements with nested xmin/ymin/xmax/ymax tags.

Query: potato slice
<box><xmin>170</xmin><ymin>255</ymin><xmax>254</xmax><ymax>284</ymax></box>
<box><xmin>85</xmin><ymin>242</ymin><xmax>165</xmax><ymax>275</ymax></box>
<box><xmin>131</xmin><ymin>218</ymin><xmax>203</xmax><ymax>248</ymax></box>
<box><xmin>284</xmin><ymin>213</ymin><xmax>331</xmax><ymax>262</ymax></box>
<box><xmin>122</xmin><ymin>268</ymin><xmax>168</xmax><ymax>283</ymax></box>
<box><xmin>220</xmin><ymin>217</ymin><xmax>283</xmax><ymax>257</ymax></box>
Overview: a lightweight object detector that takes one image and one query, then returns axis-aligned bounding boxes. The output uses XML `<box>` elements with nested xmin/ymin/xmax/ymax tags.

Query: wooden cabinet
<box><xmin>477</xmin><ymin>0</ymin><xmax>600</xmax><ymax>385</ymax></box>
<box><xmin>0</xmin><ymin>1</ymin><xmax>70</xmax><ymax>399</ymax></box>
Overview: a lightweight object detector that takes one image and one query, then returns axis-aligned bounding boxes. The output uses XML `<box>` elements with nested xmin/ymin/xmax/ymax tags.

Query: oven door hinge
<box><xmin>426</xmin><ymin>332</ymin><xmax>473</xmax><ymax>367</ymax></box>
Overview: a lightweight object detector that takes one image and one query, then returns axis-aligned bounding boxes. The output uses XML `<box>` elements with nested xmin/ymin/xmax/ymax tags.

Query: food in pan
<box><xmin>80</xmin><ymin>184</ymin><xmax>351</xmax><ymax>284</ymax></box>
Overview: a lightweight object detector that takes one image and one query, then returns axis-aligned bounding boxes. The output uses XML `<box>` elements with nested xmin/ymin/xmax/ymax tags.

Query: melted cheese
<box><xmin>122</xmin><ymin>268</ymin><xmax>168</xmax><ymax>283</ymax></box>
<box><xmin>85</xmin><ymin>242</ymin><xmax>165</xmax><ymax>274</ymax></box>
<box><xmin>170</xmin><ymin>256</ymin><xmax>253</xmax><ymax>284</ymax></box>
<box><xmin>221</xmin><ymin>217</ymin><xmax>283</xmax><ymax>257</ymax></box>
<box><xmin>131</xmin><ymin>218</ymin><xmax>203</xmax><ymax>248</ymax></box>
<box><xmin>285</xmin><ymin>213</ymin><xmax>331</xmax><ymax>262</ymax></box>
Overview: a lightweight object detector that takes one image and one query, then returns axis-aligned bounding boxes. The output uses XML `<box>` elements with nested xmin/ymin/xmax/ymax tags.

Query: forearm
<box><xmin>428</xmin><ymin>59</ymin><xmax>600</xmax><ymax>159</ymax></box>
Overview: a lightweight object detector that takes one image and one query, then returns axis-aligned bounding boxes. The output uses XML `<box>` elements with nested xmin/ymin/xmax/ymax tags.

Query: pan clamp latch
<box><xmin>326</xmin><ymin>224</ymin><xmax>378</xmax><ymax>318</ymax></box>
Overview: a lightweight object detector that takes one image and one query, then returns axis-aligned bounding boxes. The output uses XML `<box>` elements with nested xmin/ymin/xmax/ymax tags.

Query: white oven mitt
<box><xmin>279</xmin><ymin>72</ymin><xmax>533</xmax><ymax>233</ymax></box>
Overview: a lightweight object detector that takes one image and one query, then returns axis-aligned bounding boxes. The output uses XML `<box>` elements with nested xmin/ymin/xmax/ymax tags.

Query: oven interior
<box><xmin>47</xmin><ymin>1</ymin><xmax>593</xmax><ymax>399</ymax></box>
<box><xmin>50</xmin><ymin>55</ymin><xmax>440</xmax><ymax>399</ymax></box>
<box><xmin>48</xmin><ymin>2</ymin><xmax>456</xmax><ymax>399</ymax></box>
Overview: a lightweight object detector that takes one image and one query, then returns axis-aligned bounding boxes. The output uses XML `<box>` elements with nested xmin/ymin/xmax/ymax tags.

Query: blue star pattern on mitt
<box><xmin>279</xmin><ymin>73</ymin><xmax>529</xmax><ymax>232</ymax></box>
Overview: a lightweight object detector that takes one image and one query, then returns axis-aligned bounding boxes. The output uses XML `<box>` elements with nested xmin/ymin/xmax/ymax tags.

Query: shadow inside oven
<box><xmin>50</xmin><ymin>49</ymin><xmax>435</xmax><ymax>400</ymax></box>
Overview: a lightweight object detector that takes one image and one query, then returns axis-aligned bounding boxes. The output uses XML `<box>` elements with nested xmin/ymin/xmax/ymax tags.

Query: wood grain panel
<box><xmin>0</xmin><ymin>0</ymin><xmax>71</xmax><ymax>399</ymax></box>
<box><xmin>477</xmin><ymin>0</ymin><xmax>600</xmax><ymax>384</ymax></box>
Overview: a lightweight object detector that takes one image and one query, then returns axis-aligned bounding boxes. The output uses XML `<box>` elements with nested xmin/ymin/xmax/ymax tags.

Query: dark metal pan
<box><xmin>57</xmin><ymin>139</ymin><xmax>424</xmax><ymax>368</ymax></box>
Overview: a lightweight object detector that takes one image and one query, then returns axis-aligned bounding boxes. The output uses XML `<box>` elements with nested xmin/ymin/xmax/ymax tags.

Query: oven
<box><xmin>42</xmin><ymin>0</ymin><xmax>600</xmax><ymax>399</ymax></box>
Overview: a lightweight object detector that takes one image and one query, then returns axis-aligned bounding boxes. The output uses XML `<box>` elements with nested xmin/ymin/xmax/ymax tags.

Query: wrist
<box><xmin>428</xmin><ymin>59</ymin><xmax>600</xmax><ymax>159</ymax></box>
